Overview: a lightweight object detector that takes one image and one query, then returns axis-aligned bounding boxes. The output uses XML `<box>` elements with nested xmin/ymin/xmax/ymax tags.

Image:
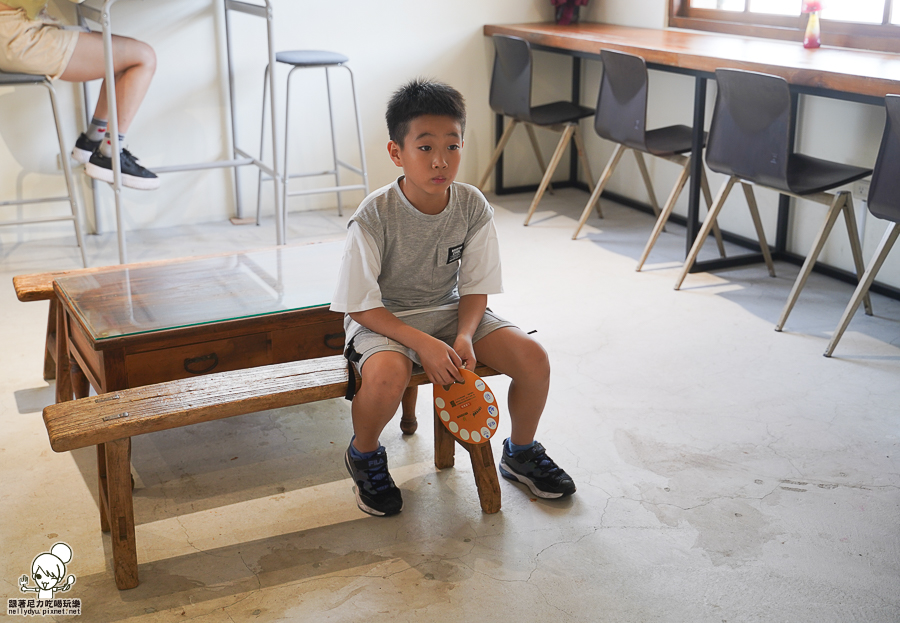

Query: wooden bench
<box><xmin>42</xmin><ymin>354</ymin><xmax>503</xmax><ymax>590</ymax></box>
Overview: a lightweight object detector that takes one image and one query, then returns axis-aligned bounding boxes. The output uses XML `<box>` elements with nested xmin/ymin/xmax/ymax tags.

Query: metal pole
<box><xmin>686</xmin><ymin>76</ymin><xmax>707</xmax><ymax>255</ymax></box>
<box><xmin>102</xmin><ymin>0</ymin><xmax>127</xmax><ymax>264</ymax></box>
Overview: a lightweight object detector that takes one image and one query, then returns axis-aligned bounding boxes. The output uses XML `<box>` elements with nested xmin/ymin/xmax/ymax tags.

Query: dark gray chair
<box><xmin>572</xmin><ymin>49</ymin><xmax>725</xmax><ymax>271</ymax></box>
<box><xmin>825</xmin><ymin>94</ymin><xmax>900</xmax><ymax>356</ymax></box>
<box><xmin>675</xmin><ymin>68</ymin><xmax>872</xmax><ymax>333</ymax></box>
<box><xmin>0</xmin><ymin>70</ymin><xmax>86</xmax><ymax>267</ymax></box>
<box><xmin>477</xmin><ymin>35</ymin><xmax>595</xmax><ymax>225</ymax></box>
<box><xmin>256</xmin><ymin>50</ymin><xmax>368</xmax><ymax>225</ymax></box>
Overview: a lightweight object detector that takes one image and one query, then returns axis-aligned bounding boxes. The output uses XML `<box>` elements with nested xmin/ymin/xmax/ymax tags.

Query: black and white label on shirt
<box><xmin>446</xmin><ymin>244</ymin><xmax>464</xmax><ymax>264</ymax></box>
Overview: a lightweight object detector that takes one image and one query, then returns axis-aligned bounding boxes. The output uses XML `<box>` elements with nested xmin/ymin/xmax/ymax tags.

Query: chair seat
<box><xmin>276</xmin><ymin>50</ymin><xmax>349</xmax><ymax>67</ymax></box>
<box><xmin>529</xmin><ymin>101</ymin><xmax>594</xmax><ymax>126</ymax></box>
<box><xmin>0</xmin><ymin>70</ymin><xmax>45</xmax><ymax>85</ymax></box>
<box><xmin>786</xmin><ymin>154</ymin><xmax>872</xmax><ymax>196</ymax></box>
<box><xmin>644</xmin><ymin>125</ymin><xmax>703</xmax><ymax>157</ymax></box>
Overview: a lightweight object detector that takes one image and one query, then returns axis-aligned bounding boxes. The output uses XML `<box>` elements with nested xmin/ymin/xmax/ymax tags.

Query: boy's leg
<box><xmin>60</xmin><ymin>32</ymin><xmax>156</xmax><ymax>135</ymax></box>
<box><xmin>472</xmin><ymin>327</ymin><xmax>550</xmax><ymax>446</ymax></box>
<box><xmin>351</xmin><ymin>351</ymin><xmax>413</xmax><ymax>452</ymax></box>
<box><xmin>474</xmin><ymin>327</ymin><xmax>575</xmax><ymax>498</ymax></box>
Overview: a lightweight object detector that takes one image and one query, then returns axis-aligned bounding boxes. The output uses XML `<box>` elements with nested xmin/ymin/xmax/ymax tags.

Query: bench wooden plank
<box><xmin>43</xmin><ymin>355</ymin><xmax>499</xmax><ymax>452</ymax></box>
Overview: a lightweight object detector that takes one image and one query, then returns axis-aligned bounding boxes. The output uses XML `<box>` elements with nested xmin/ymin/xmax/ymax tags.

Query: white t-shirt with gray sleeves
<box><xmin>330</xmin><ymin>177</ymin><xmax>503</xmax><ymax>318</ymax></box>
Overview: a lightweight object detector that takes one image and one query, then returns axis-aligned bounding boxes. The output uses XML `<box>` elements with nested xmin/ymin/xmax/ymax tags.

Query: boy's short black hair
<box><xmin>386</xmin><ymin>78</ymin><xmax>466</xmax><ymax>146</ymax></box>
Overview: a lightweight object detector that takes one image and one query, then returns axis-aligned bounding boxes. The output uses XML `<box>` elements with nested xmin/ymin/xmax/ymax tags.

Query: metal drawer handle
<box><xmin>324</xmin><ymin>332</ymin><xmax>345</xmax><ymax>351</ymax></box>
<box><xmin>184</xmin><ymin>353</ymin><xmax>219</xmax><ymax>374</ymax></box>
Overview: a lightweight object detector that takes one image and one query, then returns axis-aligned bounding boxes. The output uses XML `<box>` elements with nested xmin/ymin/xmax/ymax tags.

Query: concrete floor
<box><xmin>1</xmin><ymin>189</ymin><xmax>899</xmax><ymax>622</ymax></box>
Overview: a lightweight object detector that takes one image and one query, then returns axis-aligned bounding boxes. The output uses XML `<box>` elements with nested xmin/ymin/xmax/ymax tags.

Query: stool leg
<box><xmin>400</xmin><ymin>386</ymin><xmax>418</xmax><ymax>435</ymax></box>
<box><xmin>44</xmin><ymin>298</ymin><xmax>58</xmax><ymax>381</ymax></box>
<box><xmin>45</xmin><ymin>80</ymin><xmax>87</xmax><ymax>267</ymax></box>
<box><xmin>255</xmin><ymin>65</ymin><xmax>270</xmax><ymax>227</ymax></box>
<box><xmin>433</xmin><ymin>407</ymin><xmax>456</xmax><ymax>469</ymax></box>
<box><xmin>460</xmin><ymin>439</ymin><xmax>501</xmax><ymax>514</ymax></box>
<box><xmin>345</xmin><ymin>65</ymin><xmax>369</xmax><ymax>196</ymax></box>
<box><xmin>106</xmin><ymin>438</ymin><xmax>138</xmax><ymax>589</ymax></box>
<box><xmin>324</xmin><ymin>67</ymin><xmax>343</xmax><ymax>216</ymax></box>
<box><xmin>282</xmin><ymin>67</ymin><xmax>300</xmax><ymax>229</ymax></box>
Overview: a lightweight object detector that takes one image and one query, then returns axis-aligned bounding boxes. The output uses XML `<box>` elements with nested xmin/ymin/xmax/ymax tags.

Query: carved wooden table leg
<box><xmin>71</xmin><ymin>361</ymin><xmax>90</xmax><ymax>401</ymax></box>
<box><xmin>105</xmin><ymin>438</ymin><xmax>138</xmax><ymax>589</ymax></box>
<box><xmin>43</xmin><ymin>298</ymin><xmax>57</xmax><ymax>381</ymax></box>
<box><xmin>433</xmin><ymin>408</ymin><xmax>456</xmax><ymax>469</ymax></box>
<box><xmin>54</xmin><ymin>302</ymin><xmax>72</xmax><ymax>404</ymax></box>
<box><xmin>400</xmin><ymin>386</ymin><xmax>418</xmax><ymax>435</ymax></box>
<box><xmin>460</xmin><ymin>439</ymin><xmax>502</xmax><ymax>514</ymax></box>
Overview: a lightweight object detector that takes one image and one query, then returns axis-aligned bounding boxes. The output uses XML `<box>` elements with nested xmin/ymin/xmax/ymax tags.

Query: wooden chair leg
<box><xmin>97</xmin><ymin>444</ymin><xmax>110</xmax><ymax>533</ymax></box>
<box><xmin>825</xmin><ymin>222</ymin><xmax>900</xmax><ymax>357</ymax></box>
<box><xmin>524</xmin><ymin>123</ymin><xmax>553</xmax><ymax>195</ymax></box>
<box><xmin>702</xmin><ymin>167</ymin><xmax>727</xmax><ymax>258</ymax></box>
<box><xmin>106</xmin><ymin>437</ymin><xmax>138</xmax><ymax>590</ymax></box>
<box><xmin>477</xmin><ymin>118</ymin><xmax>518</xmax><ymax>190</ymax></box>
<box><xmin>572</xmin><ymin>144</ymin><xmax>626</xmax><ymax>239</ymax></box>
<box><xmin>400</xmin><ymin>386</ymin><xmax>418</xmax><ymax>435</ymax></box>
<box><xmin>524</xmin><ymin>124</ymin><xmax>574</xmax><ymax>226</ymax></box>
<box><xmin>740</xmin><ymin>182</ymin><xmax>776</xmax><ymax>277</ymax></box>
<box><xmin>44</xmin><ymin>298</ymin><xmax>58</xmax><ymax>381</ymax></box>
<box><xmin>572</xmin><ymin>124</ymin><xmax>595</xmax><ymax>192</ymax></box>
<box><xmin>433</xmin><ymin>408</ymin><xmax>456</xmax><ymax>469</ymax></box>
<box><xmin>636</xmin><ymin>157</ymin><xmax>691</xmax><ymax>270</ymax></box>
<box><xmin>841</xmin><ymin>193</ymin><xmax>874</xmax><ymax>316</ymax></box>
<box><xmin>675</xmin><ymin>176</ymin><xmax>736</xmax><ymax>290</ymax></box>
<box><xmin>460</xmin><ymin>439</ymin><xmax>501</xmax><ymax>514</ymax></box>
<box><xmin>775</xmin><ymin>192</ymin><xmax>845</xmax><ymax>331</ymax></box>
<box><xmin>633</xmin><ymin>151</ymin><xmax>661</xmax><ymax>217</ymax></box>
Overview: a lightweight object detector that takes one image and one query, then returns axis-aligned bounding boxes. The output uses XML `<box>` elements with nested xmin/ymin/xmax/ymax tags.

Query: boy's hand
<box><xmin>453</xmin><ymin>335</ymin><xmax>477</xmax><ymax>371</ymax></box>
<box><xmin>417</xmin><ymin>336</ymin><xmax>465</xmax><ymax>386</ymax></box>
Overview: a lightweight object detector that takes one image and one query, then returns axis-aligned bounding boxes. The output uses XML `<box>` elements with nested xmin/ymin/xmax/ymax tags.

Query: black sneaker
<box><xmin>71</xmin><ymin>133</ymin><xmax>100</xmax><ymax>164</ymax></box>
<box><xmin>85</xmin><ymin>148</ymin><xmax>159</xmax><ymax>190</ymax></box>
<box><xmin>499</xmin><ymin>439</ymin><xmax>576</xmax><ymax>499</ymax></box>
<box><xmin>344</xmin><ymin>443</ymin><xmax>403</xmax><ymax>516</ymax></box>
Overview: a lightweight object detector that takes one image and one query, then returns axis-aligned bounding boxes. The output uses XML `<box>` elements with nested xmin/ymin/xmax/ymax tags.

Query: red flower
<box><xmin>802</xmin><ymin>0</ymin><xmax>822</xmax><ymax>13</ymax></box>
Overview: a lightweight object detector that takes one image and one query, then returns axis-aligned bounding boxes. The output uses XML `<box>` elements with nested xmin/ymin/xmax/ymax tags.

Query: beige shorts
<box><xmin>0</xmin><ymin>8</ymin><xmax>80</xmax><ymax>79</ymax></box>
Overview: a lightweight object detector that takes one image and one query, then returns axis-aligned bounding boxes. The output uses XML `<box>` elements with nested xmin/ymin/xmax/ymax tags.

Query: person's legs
<box><xmin>352</xmin><ymin>351</ymin><xmax>413</xmax><ymax>453</ymax></box>
<box><xmin>474</xmin><ymin>327</ymin><xmax>575</xmax><ymax>498</ymax></box>
<box><xmin>60</xmin><ymin>31</ymin><xmax>156</xmax><ymax>135</ymax></box>
<box><xmin>473</xmin><ymin>327</ymin><xmax>550</xmax><ymax>446</ymax></box>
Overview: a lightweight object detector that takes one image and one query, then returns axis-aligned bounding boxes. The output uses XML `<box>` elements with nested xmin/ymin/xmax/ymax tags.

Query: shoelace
<box><xmin>362</xmin><ymin>453</ymin><xmax>394</xmax><ymax>493</ymax></box>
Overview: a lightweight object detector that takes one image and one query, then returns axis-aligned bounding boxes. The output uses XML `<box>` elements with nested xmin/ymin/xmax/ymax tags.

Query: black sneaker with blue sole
<box><xmin>499</xmin><ymin>439</ymin><xmax>576</xmax><ymax>499</ymax></box>
<box><xmin>344</xmin><ymin>444</ymin><xmax>403</xmax><ymax>516</ymax></box>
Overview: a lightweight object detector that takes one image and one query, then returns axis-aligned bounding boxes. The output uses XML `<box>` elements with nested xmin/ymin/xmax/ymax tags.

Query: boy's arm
<box><xmin>349</xmin><ymin>308</ymin><xmax>464</xmax><ymax>386</ymax></box>
<box><xmin>453</xmin><ymin>294</ymin><xmax>487</xmax><ymax>371</ymax></box>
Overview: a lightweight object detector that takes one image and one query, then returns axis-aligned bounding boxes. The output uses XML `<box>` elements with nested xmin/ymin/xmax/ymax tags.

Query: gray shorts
<box><xmin>344</xmin><ymin>308</ymin><xmax>517</xmax><ymax>372</ymax></box>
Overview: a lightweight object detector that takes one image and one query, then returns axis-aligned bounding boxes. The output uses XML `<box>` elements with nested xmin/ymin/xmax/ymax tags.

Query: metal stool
<box><xmin>256</xmin><ymin>50</ymin><xmax>368</xmax><ymax>229</ymax></box>
<box><xmin>0</xmin><ymin>70</ymin><xmax>86</xmax><ymax>267</ymax></box>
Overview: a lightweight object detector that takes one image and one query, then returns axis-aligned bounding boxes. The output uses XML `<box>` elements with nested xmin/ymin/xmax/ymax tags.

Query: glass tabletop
<box><xmin>55</xmin><ymin>241</ymin><xmax>345</xmax><ymax>341</ymax></box>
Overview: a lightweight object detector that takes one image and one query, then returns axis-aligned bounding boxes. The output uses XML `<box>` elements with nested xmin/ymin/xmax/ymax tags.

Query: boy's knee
<box><xmin>361</xmin><ymin>353</ymin><xmax>412</xmax><ymax>400</ymax></box>
<box><xmin>519</xmin><ymin>338</ymin><xmax>550</xmax><ymax>380</ymax></box>
<box><xmin>140</xmin><ymin>43</ymin><xmax>157</xmax><ymax>73</ymax></box>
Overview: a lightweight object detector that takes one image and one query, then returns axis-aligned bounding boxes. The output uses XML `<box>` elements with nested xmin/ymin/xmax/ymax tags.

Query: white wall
<box><xmin>1</xmin><ymin>0</ymin><xmax>896</xmax><ymax>289</ymax></box>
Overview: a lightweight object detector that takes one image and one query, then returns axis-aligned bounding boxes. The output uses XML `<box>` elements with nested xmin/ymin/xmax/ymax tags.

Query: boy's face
<box><xmin>388</xmin><ymin>114</ymin><xmax>463</xmax><ymax>212</ymax></box>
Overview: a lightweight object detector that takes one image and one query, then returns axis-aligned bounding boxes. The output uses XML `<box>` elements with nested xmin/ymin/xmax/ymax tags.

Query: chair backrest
<box><xmin>488</xmin><ymin>35</ymin><xmax>533</xmax><ymax>122</ymax></box>
<box><xmin>867</xmin><ymin>94</ymin><xmax>900</xmax><ymax>224</ymax></box>
<box><xmin>705</xmin><ymin>69</ymin><xmax>793</xmax><ymax>192</ymax></box>
<box><xmin>595</xmin><ymin>49</ymin><xmax>649</xmax><ymax>151</ymax></box>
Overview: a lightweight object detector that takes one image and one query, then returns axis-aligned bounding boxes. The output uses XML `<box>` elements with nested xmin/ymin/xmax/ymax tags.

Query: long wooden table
<box><xmin>484</xmin><ymin>22</ymin><xmax>900</xmax><ymax>295</ymax></box>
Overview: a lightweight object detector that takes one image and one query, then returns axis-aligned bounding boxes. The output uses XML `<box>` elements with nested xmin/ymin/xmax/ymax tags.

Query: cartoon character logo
<box><xmin>19</xmin><ymin>543</ymin><xmax>76</xmax><ymax>600</ymax></box>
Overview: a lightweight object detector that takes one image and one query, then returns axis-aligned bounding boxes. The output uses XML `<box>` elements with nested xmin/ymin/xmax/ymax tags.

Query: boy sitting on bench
<box><xmin>331</xmin><ymin>78</ymin><xmax>576</xmax><ymax>517</ymax></box>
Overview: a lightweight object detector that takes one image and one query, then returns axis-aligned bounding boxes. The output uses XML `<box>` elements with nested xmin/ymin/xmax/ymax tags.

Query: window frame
<box><xmin>668</xmin><ymin>0</ymin><xmax>900</xmax><ymax>53</ymax></box>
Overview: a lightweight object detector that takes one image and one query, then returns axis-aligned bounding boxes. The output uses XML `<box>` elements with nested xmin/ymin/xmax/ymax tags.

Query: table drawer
<box><xmin>272</xmin><ymin>318</ymin><xmax>345</xmax><ymax>363</ymax></box>
<box><xmin>125</xmin><ymin>332</ymin><xmax>272</xmax><ymax>387</ymax></box>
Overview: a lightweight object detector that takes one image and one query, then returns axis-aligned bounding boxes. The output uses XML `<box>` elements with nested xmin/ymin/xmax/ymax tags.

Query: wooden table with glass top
<box><xmin>52</xmin><ymin>241</ymin><xmax>347</xmax><ymax>404</ymax></box>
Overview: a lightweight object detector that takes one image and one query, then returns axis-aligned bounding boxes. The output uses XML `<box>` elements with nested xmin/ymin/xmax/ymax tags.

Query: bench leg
<box><xmin>460</xmin><ymin>439</ymin><xmax>502</xmax><ymax>514</ymax></box>
<box><xmin>97</xmin><ymin>444</ymin><xmax>111</xmax><ymax>533</ymax></box>
<box><xmin>43</xmin><ymin>298</ymin><xmax>58</xmax><ymax>381</ymax></box>
<box><xmin>106</xmin><ymin>438</ymin><xmax>138</xmax><ymax>589</ymax></box>
<box><xmin>71</xmin><ymin>361</ymin><xmax>90</xmax><ymax>400</ymax></box>
<box><xmin>433</xmin><ymin>408</ymin><xmax>456</xmax><ymax>469</ymax></box>
<box><xmin>400</xmin><ymin>386</ymin><xmax>418</xmax><ymax>435</ymax></box>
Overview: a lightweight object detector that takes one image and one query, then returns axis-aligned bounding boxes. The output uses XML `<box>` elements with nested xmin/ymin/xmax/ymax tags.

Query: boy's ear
<box><xmin>387</xmin><ymin>140</ymin><xmax>404</xmax><ymax>168</ymax></box>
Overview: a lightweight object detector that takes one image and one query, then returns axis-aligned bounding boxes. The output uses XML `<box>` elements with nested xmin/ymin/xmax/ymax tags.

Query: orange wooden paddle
<box><xmin>433</xmin><ymin>368</ymin><xmax>499</xmax><ymax>444</ymax></box>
